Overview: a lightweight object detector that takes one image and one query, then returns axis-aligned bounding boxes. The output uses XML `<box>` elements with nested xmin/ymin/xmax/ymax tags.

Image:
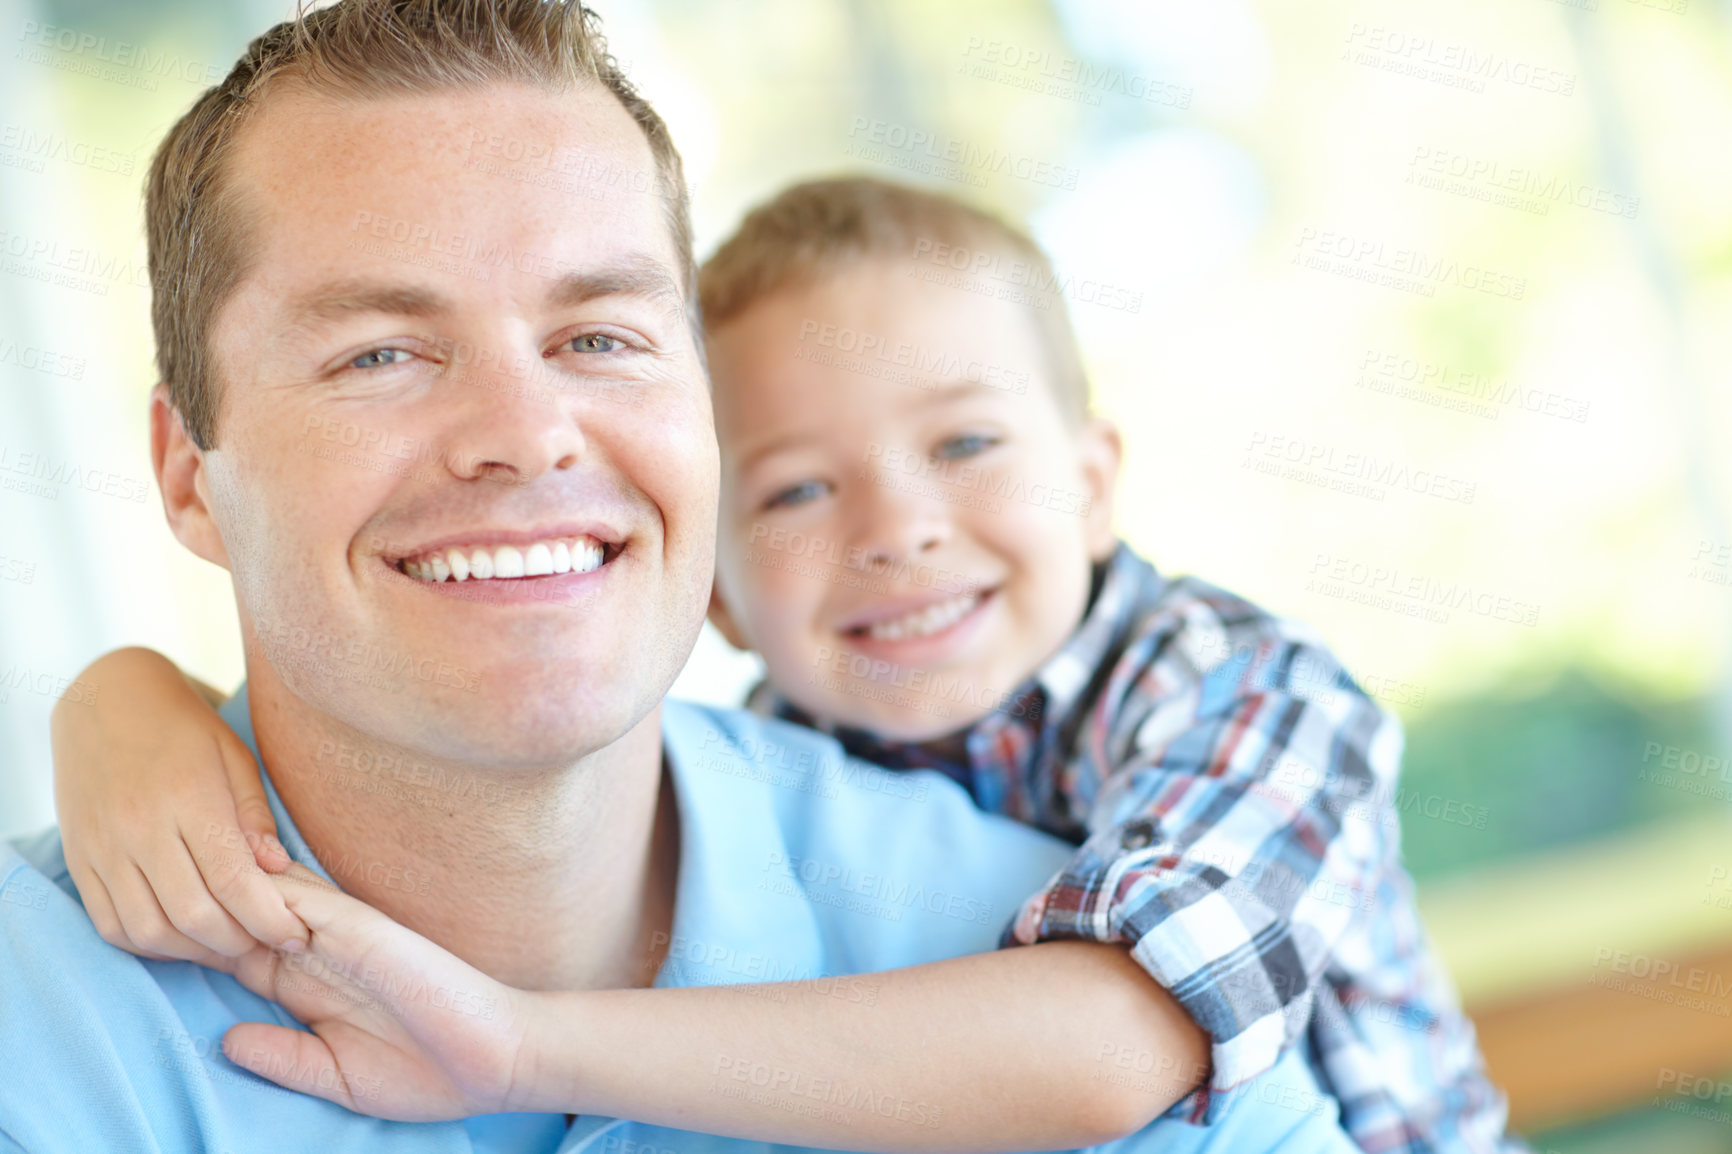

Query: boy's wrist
<box><xmin>507</xmin><ymin>988</ymin><xmax>602</xmax><ymax>1116</ymax></box>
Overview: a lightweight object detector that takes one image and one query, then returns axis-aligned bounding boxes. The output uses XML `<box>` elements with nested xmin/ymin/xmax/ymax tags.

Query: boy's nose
<box><xmin>853</xmin><ymin>482</ymin><xmax>953</xmax><ymax>565</ymax></box>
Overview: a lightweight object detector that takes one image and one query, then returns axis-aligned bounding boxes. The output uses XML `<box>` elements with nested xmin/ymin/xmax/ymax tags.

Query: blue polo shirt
<box><xmin>0</xmin><ymin>690</ymin><xmax>1355</xmax><ymax>1153</ymax></box>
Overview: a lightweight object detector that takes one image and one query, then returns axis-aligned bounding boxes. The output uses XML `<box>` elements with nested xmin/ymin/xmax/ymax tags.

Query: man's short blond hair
<box><xmin>698</xmin><ymin>176</ymin><xmax>1089</xmax><ymax>423</ymax></box>
<box><xmin>146</xmin><ymin>0</ymin><xmax>692</xmax><ymax>449</ymax></box>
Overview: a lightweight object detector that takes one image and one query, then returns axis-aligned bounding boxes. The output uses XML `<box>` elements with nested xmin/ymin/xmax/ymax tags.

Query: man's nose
<box><xmin>440</xmin><ymin>352</ymin><xmax>585</xmax><ymax>484</ymax></box>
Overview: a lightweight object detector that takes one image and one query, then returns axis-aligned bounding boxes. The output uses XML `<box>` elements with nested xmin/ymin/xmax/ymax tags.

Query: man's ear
<box><xmin>150</xmin><ymin>384</ymin><xmax>232</xmax><ymax>571</ymax></box>
<box><xmin>705</xmin><ymin>578</ymin><xmax>751</xmax><ymax>652</ymax></box>
<box><xmin>1077</xmin><ymin>416</ymin><xmax>1123</xmax><ymax>563</ymax></box>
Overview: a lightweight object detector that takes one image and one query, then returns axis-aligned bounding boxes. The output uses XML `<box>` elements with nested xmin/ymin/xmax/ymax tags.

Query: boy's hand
<box><xmin>213</xmin><ymin>866</ymin><xmax>534</xmax><ymax>1121</ymax></box>
<box><xmin>51</xmin><ymin>647</ymin><xmax>310</xmax><ymax>961</ymax></box>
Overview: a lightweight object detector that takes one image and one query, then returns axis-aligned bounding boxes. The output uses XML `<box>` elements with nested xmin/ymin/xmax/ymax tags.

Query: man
<box><xmin>0</xmin><ymin>3</ymin><xmax>1359</xmax><ymax>1151</ymax></box>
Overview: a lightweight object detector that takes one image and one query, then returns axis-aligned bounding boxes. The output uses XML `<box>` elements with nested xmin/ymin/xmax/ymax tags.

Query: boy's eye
<box><xmin>350</xmin><ymin>347</ymin><xmax>412</xmax><ymax>370</ymax></box>
<box><xmin>568</xmin><ymin>333</ymin><xmax>624</xmax><ymax>354</ymax></box>
<box><xmin>934</xmin><ymin>433</ymin><xmax>999</xmax><ymax>460</ymax></box>
<box><xmin>764</xmin><ymin>480</ymin><xmax>832</xmax><ymax>511</ymax></box>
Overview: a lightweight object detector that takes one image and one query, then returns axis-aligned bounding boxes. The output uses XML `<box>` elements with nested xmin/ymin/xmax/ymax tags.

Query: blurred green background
<box><xmin>1</xmin><ymin>0</ymin><xmax>1729</xmax><ymax>1147</ymax></box>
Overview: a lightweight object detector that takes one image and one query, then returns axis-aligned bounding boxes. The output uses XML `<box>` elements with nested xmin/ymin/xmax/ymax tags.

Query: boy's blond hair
<box><xmin>698</xmin><ymin>176</ymin><xmax>1090</xmax><ymax>423</ymax></box>
<box><xmin>147</xmin><ymin>0</ymin><xmax>691</xmax><ymax>450</ymax></box>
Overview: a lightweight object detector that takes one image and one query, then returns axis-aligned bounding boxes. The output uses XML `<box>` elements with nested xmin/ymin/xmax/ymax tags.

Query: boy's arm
<box><xmin>1003</xmin><ymin>598</ymin><xmax>1400</xmax><ymax>1117</ymax></box>
<box><xmin>50</xmin><ymin>647</ymin><xmax>308</xmax><ymax>960</ymax></box>
<box><xmin>223</xmin><ymin>870</ymin><xmax>1208</xmax><ymax>1150</ymax></box>
<box><xmin>539</xmin><ymin>942</ymin><xmax>1208</xmax><ymax>1149</ymax></box>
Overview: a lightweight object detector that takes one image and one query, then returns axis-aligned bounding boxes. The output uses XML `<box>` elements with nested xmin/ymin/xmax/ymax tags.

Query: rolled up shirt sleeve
<box><xmin>1002</xmin><ymin>629</ymin><xmax>1405</xmax><ymax>1124</ymax></box>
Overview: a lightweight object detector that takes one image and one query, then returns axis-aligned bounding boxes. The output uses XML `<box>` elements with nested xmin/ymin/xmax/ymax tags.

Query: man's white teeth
<box><xmin>403</xmin><ymin>537</ymin><xmax>606</xmax><ymax>583</ymax></box>
<box><xmin>865</xmin><ymin>592</ymin><xmax>980</xmax><ymax>641</ymax></box>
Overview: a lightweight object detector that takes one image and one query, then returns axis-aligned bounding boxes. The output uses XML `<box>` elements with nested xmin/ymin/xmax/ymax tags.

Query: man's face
<box><xmin>707</xmin><ymin>258</ymin><xmax>1118</xmax><ymax>742</ymax></box>
<box><xmin>177</xmin><ymin>81</ymin><xmax>715</xmax><ymax>768</ymax></box>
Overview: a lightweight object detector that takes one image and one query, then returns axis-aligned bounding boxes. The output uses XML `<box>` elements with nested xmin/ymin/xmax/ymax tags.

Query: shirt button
<box><xmin>1121</xmin><ymin>819</ymin><xmax>1157</xmax><ymax>850</ymax></box>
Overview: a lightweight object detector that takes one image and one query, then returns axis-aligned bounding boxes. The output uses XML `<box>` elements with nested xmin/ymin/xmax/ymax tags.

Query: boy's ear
<box><xmin>150</xmin><ymin>384</ymin><xmax>232</xmax><ymax>572</ymax></box>
<box><xmin>1077</xmin><ymin>416</ymin><xmax>1122</xmax><ymax>563</ymax></box>
<box><xmin>706</xmin><ymin>579</ymin><xmax>751</xmax><ymax>651</ymax></box>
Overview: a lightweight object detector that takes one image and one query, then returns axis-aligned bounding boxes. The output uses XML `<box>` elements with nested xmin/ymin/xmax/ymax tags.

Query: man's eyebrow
<box><xmin>288</xmin><ymin>281</ymin><xmax>451</xmax><ymax>325</ymax></box>
<box><xmin>545</xmin><ymin>255</ymin><xmax>686</xmax><ymax>310</ymax></box>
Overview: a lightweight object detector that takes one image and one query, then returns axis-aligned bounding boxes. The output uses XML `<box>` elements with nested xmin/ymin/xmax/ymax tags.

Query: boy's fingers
<box><xmin>75</xmin><ymin>863</ymin><xmax>175</xmax><ymax>962</ymax></box>
<box><xmin>186</xmin><ymin>823</ymin><xmax>310</xmax><ymax>953</ymax></box>
<box><xmin>274</xmin><ymin>868</ymin><xmax>400</xmax><ymax>953</ymax></box>
<box><xmin>108</xmin><ymin>861</ymin><xmax>222</xmax><ymax>962</ymax></box>
<box><xmin>218</xmin><ymin>734</ymin><xmax>289</xmax><ymax>873</ymax></box>
<box><xmin>144</xmin><ymin>841</ymin><xmax>259</xmax><ymax>958</ymax></box>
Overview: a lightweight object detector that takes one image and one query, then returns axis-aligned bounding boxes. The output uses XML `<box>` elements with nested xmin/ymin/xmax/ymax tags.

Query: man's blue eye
<box><xmin>350</xmin><ymin>348</ymin><xmax>410</xmax><ymax>369</ymax></box>
<box><xmin>570</xmin><ymin>334</ymin><xmax>623</xmax><ymax>354</ymax></box>
<box><xmin>935</xmin><ymin>434</ymin><xmax>997</xmax><ymax>460</ymax></box>
<box><xmin>765</xmin><ymin>480</ymin><xmax>830</xmax><ymax>510</ymax></box>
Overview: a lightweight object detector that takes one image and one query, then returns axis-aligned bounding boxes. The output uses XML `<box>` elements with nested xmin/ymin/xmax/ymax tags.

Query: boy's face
<box><xmin>708</xmin><ymin>257</ymin><xmax>1119</xmax><ymax>742</ymax></box>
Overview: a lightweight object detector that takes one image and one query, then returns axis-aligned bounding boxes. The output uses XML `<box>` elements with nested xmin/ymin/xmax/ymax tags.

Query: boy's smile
<box><xmin>708</xmin><ymin>256</ymin><xmax>1120</xmax><ymax>742</ymax></box>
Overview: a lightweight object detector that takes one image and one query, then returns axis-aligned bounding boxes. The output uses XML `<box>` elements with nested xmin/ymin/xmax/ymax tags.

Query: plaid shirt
<box><xmin>748</xmin><ymin>543</ymin><xmax>1526</xmax><ymax>1154</ymax></box>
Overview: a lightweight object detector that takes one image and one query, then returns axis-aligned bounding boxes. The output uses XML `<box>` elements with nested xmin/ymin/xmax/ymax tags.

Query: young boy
<box><xmin>50</xmin><ymin>176</ymin><xmax>1521</xmax><ymax>1153</ymax></box>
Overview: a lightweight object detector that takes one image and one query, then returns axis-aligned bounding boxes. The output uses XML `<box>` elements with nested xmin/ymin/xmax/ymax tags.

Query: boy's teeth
<box><xmin>401</xmin><ymin>537</ymin><xmax>606</xmax><ymax>584</ymax></box>
<box><xmin>865</xmin><ymin>592</ymin><xmax>980</xmax><ymax>641</ymax></box>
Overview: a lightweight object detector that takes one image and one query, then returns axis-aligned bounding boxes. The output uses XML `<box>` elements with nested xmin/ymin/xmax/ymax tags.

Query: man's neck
<box><xmin>244</xmin><ymin>663</ymin><xmax>677</xmax><ymax>992</ymax></box>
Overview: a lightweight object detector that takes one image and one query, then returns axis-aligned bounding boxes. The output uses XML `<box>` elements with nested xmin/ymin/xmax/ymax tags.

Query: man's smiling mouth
<box><xmin>396</xmin><ymin>534</ymin><xmax>615</xmax><ymax>583</ymax></box>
